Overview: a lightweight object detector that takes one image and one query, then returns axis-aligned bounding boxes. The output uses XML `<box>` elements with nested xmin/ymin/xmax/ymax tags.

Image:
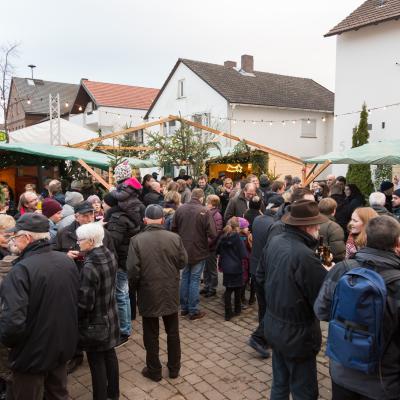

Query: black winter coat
<box><xmin>104</xmin><ymin>207</ymin><xmax>140</xmax><ymax>271</ymax></box>
<box><xmin>111</xmin><ymin>185</ymin><xmax>145</xmax><ymax>227</ymax></box>
<box><xmin>260</xmin><ymin>226</ymin><xmax>327</xmax><ymax>359</ymax></box>
<box><xmin>127</xmin><ymin>224</ymin><xmax>187</xmax><ymax>317</ymax></box>
<box><xmin>217</xmin><ymin>233</ymin><xmax>247</xmax><ymax>287</ymax></box>
<box><xmin>250</xmin><ymin>212</ymin><xmax>275</xmax><ymax>275</ymax></box>
<box><xmin>143</xmin><ymin>190</ymin><xmax>164</xmax><ymax>207</ymax></box>
<box><xmin>0</xmin><ymin>240</ymin><xmax>79</xmax><ymax>373</ymax></box>
<box><xmin>78</xmin><ymin>246</ymin><xmax>119</xmax><ymax>351</ymax></box>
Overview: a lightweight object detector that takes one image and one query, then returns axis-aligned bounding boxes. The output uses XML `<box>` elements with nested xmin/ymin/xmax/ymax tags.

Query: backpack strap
<box><xmin>379</xmin><ymin>268</ymin><xmax>400</xmax><ymax>285</ymax></box>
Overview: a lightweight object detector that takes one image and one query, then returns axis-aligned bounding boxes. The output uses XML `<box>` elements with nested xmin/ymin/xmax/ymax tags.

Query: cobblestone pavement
<box><xmin>69</xmin><ymin>290</ymin><xmax>332</xmax><ymax>400</ymax></box>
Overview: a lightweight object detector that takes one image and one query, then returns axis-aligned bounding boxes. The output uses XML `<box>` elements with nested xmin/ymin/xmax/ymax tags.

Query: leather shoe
<box><xmin>189</xmin><ymin>311</ymin><xmax>206</xmax><ymax>321</ymax></box>
<box><xmin>204</xmin><ymin>291</ymin><xmax>216</xmax><ymax>298</ymax></box>
<box><xmin>169</xmin><ymin>370</ymin><xmax>180</xmax><ymax>379</ymax></box>
<box><xmin>141</xmin><ymin>367</ymin><xmax>162</xmax><ymax>382</ymax></box>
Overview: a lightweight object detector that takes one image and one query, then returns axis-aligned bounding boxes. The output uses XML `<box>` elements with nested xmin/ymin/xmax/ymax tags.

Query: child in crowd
<box><xmin>217</xmin><ymin>217</ymin><xmax>247</xmax><ymax>321</ymax></box>
<box><xmin>238</xmin><ymin>218</ymin><xmax>253</xmax><ymax>306</ymax></box>
<box><xmin>110</xmin><ymin>161</ymin><xmax>145</xmax><ymax>227</ymax></box>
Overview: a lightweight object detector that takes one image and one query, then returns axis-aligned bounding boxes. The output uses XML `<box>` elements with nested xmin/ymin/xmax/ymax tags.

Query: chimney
<box><xmin>224</xmin><ymin>60</ymin><xmax>237</xmax><ymax>68</ymax></box>
<box><xmin>241</xmin><ymin>54</ymin><xmax>254</xmax><ymax>73</ymax></box>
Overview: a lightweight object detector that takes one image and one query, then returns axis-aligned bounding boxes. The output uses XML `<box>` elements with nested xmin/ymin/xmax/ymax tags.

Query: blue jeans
<box><xmin>270</xmin><ymin>350</ymin><xmax>318</xmax><ymax>400</ymax></box>
<box><xmin>180</xmin><ymin>261</ymin><xmax>205</xmax><ymax>315</ymax></box>
<box><xmin>116</xmin><ymin>270</ymin><xmax>132</xmax><ymax>336</ymax></box>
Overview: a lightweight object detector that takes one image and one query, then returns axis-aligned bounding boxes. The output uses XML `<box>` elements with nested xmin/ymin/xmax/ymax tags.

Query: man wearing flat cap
<box><xmin>0</xmin><ymin>213</ymin><xmax>79</xmax><ymax>399</ymax></box>
<box><xmin>259</xmin><ymin>200</ymin><xmax>328</xmax><ymax>400</ymax></box>
<box><xmin>127</xmin><ymin>205</ymin><xmax>187</xmax><ymax>382</ymax></box>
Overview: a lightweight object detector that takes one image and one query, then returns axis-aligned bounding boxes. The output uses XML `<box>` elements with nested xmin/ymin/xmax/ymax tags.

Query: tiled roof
<box><xmin>146</xmin><ymin>59</ymin><xmax>334</xmax><ymax>117</ymax></box>
<box><xmin>82</xmin><ymin>80</ymin><xmax>159</xmax><ymax>110</ymax></box>
<box><xmin>11</xmin><ymin>77</ymin><xmax>79</xmax><ymax>115</ymax></box>
<box><xmin>325</xmin><ymin>0</ymin><xmax>400</xmax><ymax>37</ymax></box>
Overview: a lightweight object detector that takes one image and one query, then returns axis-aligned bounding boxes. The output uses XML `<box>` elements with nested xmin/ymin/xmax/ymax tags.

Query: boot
<box><xmin>225</xmin><ymin>308</ymin><xmax>233</xmax><ymax>321</ymax></box>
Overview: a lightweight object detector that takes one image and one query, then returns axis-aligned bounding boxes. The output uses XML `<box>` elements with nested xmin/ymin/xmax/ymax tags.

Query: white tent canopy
<box><xmin>9</xmin><ymin>119</ymin><xmax>98</xmax><ymax>145</ymax></box>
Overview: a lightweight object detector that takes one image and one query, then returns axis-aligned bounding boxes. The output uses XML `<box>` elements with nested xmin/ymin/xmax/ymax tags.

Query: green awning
<box><xmin>305</xmin><ymin>140</ymin><xmax>400</xmax><ymax>165</ymax></box>
<box><xmin>0</xmin><ymin>143</ymin><xmax>156</xmax><ymax>169</ymax></box>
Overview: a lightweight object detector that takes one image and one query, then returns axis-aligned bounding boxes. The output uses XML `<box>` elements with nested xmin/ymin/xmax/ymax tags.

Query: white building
<box><xmin>145</xmin><ymin>55</ymin><xmax>334</xmax><ymax>176</ymax></box>
<box><xmin>70</xmin><ymin>79</ymin><xmax>159</xmax><ymax>143</ymax></box>
<box><xmin>326</xmin><ymin>0</ymin><xmax>400</xmax><ymax>176</ymax></box>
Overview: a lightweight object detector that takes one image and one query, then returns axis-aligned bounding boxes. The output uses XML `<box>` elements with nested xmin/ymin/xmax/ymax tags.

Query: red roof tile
<box><xmin>82</xmin><ymin>80</ymin><xmax>159</xmax><ymax>110</ymax></box>
<box><xmin>326</xmin><ymin>0</ymin><xmax>400</xmax><ymax>37</ymax></box>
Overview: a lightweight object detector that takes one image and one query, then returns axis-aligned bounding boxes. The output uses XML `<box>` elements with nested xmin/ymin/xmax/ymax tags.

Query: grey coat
<box><xmin>126</xmin><ymin>224</ymin><xmax>187</xmax><ymax>317</ymax></box>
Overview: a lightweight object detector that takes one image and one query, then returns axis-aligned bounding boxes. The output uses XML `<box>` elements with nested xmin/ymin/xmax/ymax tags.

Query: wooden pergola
<box><xmin>71</xmin><ymin>115</ymin><xmax>327</xmax><ymax>186</ymax></box>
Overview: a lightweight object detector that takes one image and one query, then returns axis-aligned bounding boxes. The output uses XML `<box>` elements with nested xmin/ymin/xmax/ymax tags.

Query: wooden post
<box><xmin>108</xmin><ymin>166</ymin><xmax>113</xmax><ymax>186</ymax></box>
<box><xmin>303</xmin><ymin>160</ymin><xmax>332</xmax><ymax>186</ymax></box>
<box><xmin>77</xmin><ymin>159</ymin><xmax>112</xmax><ymax>191</ymax></box>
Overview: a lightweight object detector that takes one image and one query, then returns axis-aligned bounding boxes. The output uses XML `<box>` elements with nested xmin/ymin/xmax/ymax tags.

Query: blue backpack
<box><xmin>326</xmin><ymin>264</ymin><xmax>400</xmax><ymax>374</ymax></box>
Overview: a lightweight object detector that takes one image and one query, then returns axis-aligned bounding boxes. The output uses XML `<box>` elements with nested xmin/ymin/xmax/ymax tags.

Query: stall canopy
<box><xmin>0</xmin><ymin>143</ymin><xmax>156</xmax><ymax>169</ymax></box>
<box><xmin>8</xmin><ymin>119</ymin><xmax>99</xmax><ymax>145</ymax></box>
<box><xmin>305</xmin><ymin>140</ymin><xmax>400</xmax><ymax>165</ymax></box>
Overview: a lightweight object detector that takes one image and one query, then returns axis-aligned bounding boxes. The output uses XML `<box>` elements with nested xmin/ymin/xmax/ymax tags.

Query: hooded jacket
<box><xmin>314</xmin><ymin>248</ymin><xmax>400</xmax><ymax>400</ymax></box>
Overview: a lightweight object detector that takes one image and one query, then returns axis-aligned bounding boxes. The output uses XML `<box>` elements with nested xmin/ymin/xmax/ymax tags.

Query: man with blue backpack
<box><xmin>315</xmin><ymin>215</ymin><xmax>400</xmax><ymax>400</ymax></box>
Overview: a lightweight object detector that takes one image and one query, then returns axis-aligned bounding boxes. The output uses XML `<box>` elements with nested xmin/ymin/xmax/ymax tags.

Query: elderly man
<box><xmin>369</xmin><ymin>191</ymin><xmax>393</xmax><ymax>216</ymax></box>
<box><xmin>0</xmin><ymin>213</ymin><xmax>79</xmax><ymax>399</ymax></box>
<box><xmin>327</xmin><ymin>174</ymin><xmax>336</xmax><ymax>188</ymax></box>
<box><xmin>315</xmin><ymin>216</ymin><xmax>400</xmax><ymax>400</ymax></box>
<box><xmin>143</xmin><ymin>181</ymin><xmax>164</xmax><ymax>206</ymax></box>
<box><xmin>172</xmin><ymin>189</ymin><xmax>216</xmax><ymax>320</ymax></box>
<box><xmin>127</xmin><ymin>205</ymin><xmax>187</xmax><ymax>382</ymax></box>
<box><xmin>260</xmin><ymin>200</ymin><xmax>328</xmax><ymax>399</ymax></box>
<box><xmin>14</xmin><ymin>191</ymin><xmax>39</xmax><ymax>219</ymax></box>
<box><xmin>224</xmin><ymin>182</ymin><xmax>265</xmax><ymax>221</ymax></box>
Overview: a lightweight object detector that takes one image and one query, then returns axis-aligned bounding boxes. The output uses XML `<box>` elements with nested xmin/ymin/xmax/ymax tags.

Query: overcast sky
<box><xmin>2</xmin><ymin>0</ymin><xmax>363</xmax><ymax>92</ymax></box>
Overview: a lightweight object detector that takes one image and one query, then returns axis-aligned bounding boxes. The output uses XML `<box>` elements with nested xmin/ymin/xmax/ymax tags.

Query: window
<box><xmin>382</xmin><ymin>122</ymin><xmax>386</xmax><ymax>129</ymax></box>
<box><xmin>192</xmin><ymin>114</ymin><xmax>203</xmax><ymax>132</ymax></box>
<box><xmin>133</xmin><ymin>130</ymin><xmax>144</xmax><ymax>144</ymax></box>
<box><xmin>177</xmin><ymin>79</ymin><xmax>185</xmax><ymax>98</ymax></box>
<box><xmin>301</xmin><ymin>119</ymin><xmax>317</xmax><ymax>138</ymax></box>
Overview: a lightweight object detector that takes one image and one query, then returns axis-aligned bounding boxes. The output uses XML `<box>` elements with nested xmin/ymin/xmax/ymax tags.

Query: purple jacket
<box><xmin>208</xmin><ymin>207</ymin><xmax>223</xmax><ymax>251</ymax></box>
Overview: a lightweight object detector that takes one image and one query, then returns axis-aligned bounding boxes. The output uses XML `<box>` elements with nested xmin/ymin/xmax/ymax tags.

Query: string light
<box><xmin>78</xmin><ymin>106</ymin><xmax>83</xmax><ymax>111</ymax></box>
<box><xmin>322</xmin><ymin>116</ymin><xmax>326</xmax><ymax>122</ymax></box>
<box><xmin>65</xmin><ymin>102</ymin><xmax>69</xmax><ymax>108</ymax></box>
<box><xmin>292</xmin><ymin>120</ymin><xmax>296</xmax><ymax>124</ymax></box>
<box><xmin>307</xmin><ymin>118</ymin><xmax>311</xmax><ymax>124</ymax></box>
<box><xmin>27</xmin><ymin>99</ymin><xmax>31</xmax><ymax>105</ymax></box>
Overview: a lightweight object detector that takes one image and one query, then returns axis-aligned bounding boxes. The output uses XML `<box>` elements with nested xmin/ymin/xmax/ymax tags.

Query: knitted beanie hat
<box><xmin>42</xmin><ymin>198</ymin><xmax>62</xmax><ymax>218</ymax></box>
<box><xmin>114</xmin><ymin>161</ymin><xmax>132</xmax><ymax>183</ymax></box>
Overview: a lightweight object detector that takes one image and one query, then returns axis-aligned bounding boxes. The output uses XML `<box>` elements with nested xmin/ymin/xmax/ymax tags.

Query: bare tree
<box><xmin>0</xmin><ymin>42</ymin><xmax>20</xmax><ymax>139</ymax></box>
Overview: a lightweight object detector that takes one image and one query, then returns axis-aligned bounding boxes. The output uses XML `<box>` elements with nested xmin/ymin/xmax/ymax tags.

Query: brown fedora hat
<box><xmin>281</xmin><ymin>199</ymin><xmax>328</xmax><ymax>226</ymax></box>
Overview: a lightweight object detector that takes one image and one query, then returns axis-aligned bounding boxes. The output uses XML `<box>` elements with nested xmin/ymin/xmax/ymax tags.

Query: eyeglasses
<box><xmin>76</xmin><ymin>238</ymin><xmax>88</xmax><ymax>244</ymax></box>
<box><xmin>8</xmin><ymin>233</ymin><xmax>27</xmax><ymax>242</ymax></box>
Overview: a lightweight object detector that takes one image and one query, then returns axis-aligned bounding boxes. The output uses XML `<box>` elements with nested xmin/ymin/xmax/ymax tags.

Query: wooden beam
<box><xmin>96</xmin><ymin>145</ymin><xmax>152</xmax><ymax>151</ymax></box>
<box><xmin>304</xmin><ymin>160</ymin><xmax>332</xmax><ymax>186</ymax></box>
<box><xmin>71</xmin><ymin>116</ymin><xmax>176</xmax><ymax>148</ymax></box>
<box><xmin>305</xmin><ymin>164</ymin><xmax>318</xmax><ymax>181</ymax></box>
<box><xmin>77</xmin><ymin>159</ymin><xmax>112</xmax><ymax>190</ymax></box>
<box><xmin>174</xmin><ymin>115</ymin><xmax>304</xmax><ymax>166</ymax></box>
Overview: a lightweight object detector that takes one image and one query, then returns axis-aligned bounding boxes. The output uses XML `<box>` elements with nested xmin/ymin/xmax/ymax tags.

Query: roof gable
<box><xmin>81</xmin><ymin>80</ymin><xmax>159</xmax><ymax>110</ymax></box>
<box><xmin>145</xmin><ymin>58</ymin><xmax>334</xmax><ymax>117</ymax></box>
<box><xmin>11</xmin><ymin>77</ymin><xmax>79</xmax><ymax>115</ymax></box>
<box><xmin>326</xmin><ymin>0</ymin><xmax>400</xmax><ymax>37</ymax></box>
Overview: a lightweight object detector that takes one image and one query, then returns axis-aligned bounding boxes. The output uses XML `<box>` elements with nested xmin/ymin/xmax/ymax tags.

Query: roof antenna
<box><xmin>28</xmin><ymin>64</ymin><xmax>36</xmax><ymax>79</ymax></box>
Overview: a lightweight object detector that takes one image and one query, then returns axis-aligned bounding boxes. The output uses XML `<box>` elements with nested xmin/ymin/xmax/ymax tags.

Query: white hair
<box><xmin>76</xmin><ymin>222</ymin><xmax>104</xmax><ymax>248</ymax></box>
<box><xmin>18</xmin><ymin>230</ymin><xmax>50</xmax><ymax>241</ymax></box>
<box><xmin>369</xmin><ymin>191</ymin><xmax>386</xmax><ymax>207</ymax></box>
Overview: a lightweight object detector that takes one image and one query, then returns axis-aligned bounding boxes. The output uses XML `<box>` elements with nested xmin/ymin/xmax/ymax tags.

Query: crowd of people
<box><xmin>0</xmin><ymin>164</ymin><xmax>400</xmax><ymax>400</ymax></box>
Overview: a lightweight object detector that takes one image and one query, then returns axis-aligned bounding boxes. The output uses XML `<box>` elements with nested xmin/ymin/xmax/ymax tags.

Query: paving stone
<box><xmin>68</xmin><ymin>284</ymin><xmax>332</xmax><ymax>400</ymax></box>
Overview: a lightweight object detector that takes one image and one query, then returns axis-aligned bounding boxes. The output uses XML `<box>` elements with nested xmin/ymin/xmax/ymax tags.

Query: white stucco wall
<box><xmin>231</xmin><ymin>105</ymin><xmax>333</xmax><ymax>159</ymax></box>
<box><xmin>147</xmin><ymin>62</ymin><xmax>229</xmax><ymax>135</ymax></box>
<box><xmin>70</xmin><ymin>107</ymin><xmax>146</xmax><ymax>134</ymax></box>
<box><xmin>332</xmin><ymin>19</ymin><xmax>400</xmax><ymax>176</ymax></box>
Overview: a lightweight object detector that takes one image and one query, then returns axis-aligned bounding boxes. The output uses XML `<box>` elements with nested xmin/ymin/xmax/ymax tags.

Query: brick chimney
<box><xmin>241</xmin><ymin>54</ymin><xmax>254</xmax><ymax>73</ymax></box>
<box><xmin>224</xmin><ymin>60</ymin><xmax>237</xmax><ymax>68</ymax></box>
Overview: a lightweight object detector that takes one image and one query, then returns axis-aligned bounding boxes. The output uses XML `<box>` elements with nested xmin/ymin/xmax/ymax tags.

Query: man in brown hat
<box><xmin>259</xmin><ymin>199</ymin><xmax>328</xmax><ymax>400</ymax></box>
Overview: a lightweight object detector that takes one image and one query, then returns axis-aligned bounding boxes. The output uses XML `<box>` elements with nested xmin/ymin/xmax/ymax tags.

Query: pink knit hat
<box><xmin>124</xmin><ymin>177</ymin><xmax>142</xmax><ymax>190</ymax></box>
<box><xmin>238</xmin><ymin>217</ymin><xmax>249</xmax><ymax>230</ymax></box>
